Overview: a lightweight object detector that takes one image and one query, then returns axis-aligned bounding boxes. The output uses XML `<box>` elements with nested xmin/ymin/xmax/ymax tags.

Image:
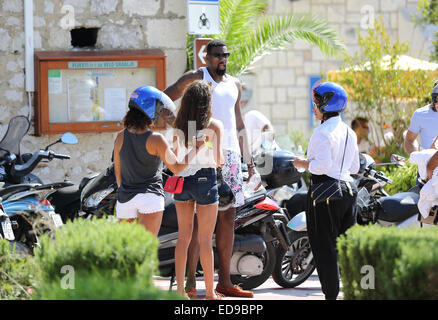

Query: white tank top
<box><xmin>201</xmin><ymin>67</ymin><xmax>241</xmax><ymax>154</ymax></box>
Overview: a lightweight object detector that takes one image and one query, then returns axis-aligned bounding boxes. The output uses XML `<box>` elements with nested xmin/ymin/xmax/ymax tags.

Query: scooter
<box><xmin>0</xmin><ymin>131</ymin><xmax>78</xmax><ymax>254</ymax></box>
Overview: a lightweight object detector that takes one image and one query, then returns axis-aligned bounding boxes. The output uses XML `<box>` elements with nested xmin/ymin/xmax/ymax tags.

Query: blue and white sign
<box><xmin>187</xmin><ymin>0</ymin><xmax>220</xmax><ymax>35</ymax></box>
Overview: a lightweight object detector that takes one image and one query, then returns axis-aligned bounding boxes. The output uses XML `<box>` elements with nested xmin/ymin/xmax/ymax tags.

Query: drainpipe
<box><xmin>24</xmin><ymin>0</ymin><xmax>34</xmax><ymax>121</ymax></box>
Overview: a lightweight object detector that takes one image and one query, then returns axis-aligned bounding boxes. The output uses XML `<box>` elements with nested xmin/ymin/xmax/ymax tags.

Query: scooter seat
<box><xmin>48</xmin><ymin>185</ymin><xmax>81</xmax><ymax>207</ymax></box>
<box><xmin>241</xmin><ymin>190</ymin><xmax>266</xmax><ymax>209</ymax></box>
<box><xmin>0</xmin><ymin>184</ymin><xmax>39</xmax><ymax>200</ymax></box>
<box><xmin>378</xmin><ymin>192</ymin><xmax>419</xmax><ymax>223</ymax></box>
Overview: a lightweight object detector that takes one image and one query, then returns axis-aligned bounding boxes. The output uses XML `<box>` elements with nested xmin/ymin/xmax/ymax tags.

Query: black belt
<box><xmin>310</xmin><ymin>174</ymin><xmax>337</xmax><ymax>185</ymax></box>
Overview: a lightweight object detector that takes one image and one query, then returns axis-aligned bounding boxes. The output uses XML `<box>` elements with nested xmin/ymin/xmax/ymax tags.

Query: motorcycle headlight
<box><xmin>84</xmin><ymin>187</ymin><xmax>114</xmax><ymax>208</ymax></box>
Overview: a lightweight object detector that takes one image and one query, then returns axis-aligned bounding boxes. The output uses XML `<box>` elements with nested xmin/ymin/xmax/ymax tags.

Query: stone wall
<box><xmin>0</xmin><ymin>0</ymin><xmax>187</xmax><ymax>183</ymax></box>
<box><xmin>247</xmin><ymin>0</ymin><xmax>433</xmax><ymax>139</ymax></box>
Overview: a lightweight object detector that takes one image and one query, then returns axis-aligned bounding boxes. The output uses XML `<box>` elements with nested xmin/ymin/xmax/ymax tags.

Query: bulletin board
<box><xmin>34</xmin><ymin>50</ymin><xmax>166</xmax><ymax>135</ymax></box>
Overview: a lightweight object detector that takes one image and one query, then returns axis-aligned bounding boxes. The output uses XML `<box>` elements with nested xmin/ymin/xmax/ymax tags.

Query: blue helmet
<box><xmin>129</xmin><ymin>86</ymin><xmax>176</xmax><ymax>121</ymax></box>
<box><xmin>312</xmin><ymin>82</ymin><xmax>348</xmax><ymax>113</ymax></box>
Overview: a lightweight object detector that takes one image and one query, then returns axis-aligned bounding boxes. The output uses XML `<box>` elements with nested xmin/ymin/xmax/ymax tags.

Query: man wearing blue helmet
<box><xmin>294</xmin><ymin>81</ymin><xmax>359</xmax><ymax>300</ymax></box>
<box><xmin>113</xmin><ymin>86</ymin><xmax>204</xmax><ymax>237</ymax></box>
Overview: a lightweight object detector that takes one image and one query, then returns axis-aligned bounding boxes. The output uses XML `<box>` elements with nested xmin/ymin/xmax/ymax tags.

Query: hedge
<box><xmin>337</xmin><ymin>225</ymin><xmax>438</xmax><ymax>299</ymax></box>
<box><xmin>33</xmin><ymin>270</ymin><xmax>183</xmax><ymax>300</ymax></box>
<box><xmin>34</xmin><ymin>218</ymin><xmax>159</xmax><ymax>285</ymax></box>
<box><xmin>0</xmin><ymin>240</ymin><xmax>39</xmax><ymax>300</ymax></box>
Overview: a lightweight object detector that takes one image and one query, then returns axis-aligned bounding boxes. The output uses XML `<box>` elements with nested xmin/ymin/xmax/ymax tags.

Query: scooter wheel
<box><xmin>272</xmin><ymin>231</ymin><xmax>316</xmax><ymax>288</ymax></box>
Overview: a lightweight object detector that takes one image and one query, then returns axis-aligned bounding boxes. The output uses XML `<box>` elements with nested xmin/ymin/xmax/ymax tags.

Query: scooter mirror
<box><xmin>390</xmin><ymin>154</ymin><xmax>406</xmax><ymax>166</ymax></box>
<box><xmin>61</xmin><ymin>132</ymin><xmax>78</xmax><ymax>145</ymax></box>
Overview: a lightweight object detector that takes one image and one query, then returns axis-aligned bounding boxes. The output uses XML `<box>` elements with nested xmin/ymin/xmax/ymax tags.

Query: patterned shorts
<box><xmin>221</xmin><ymin>150</ymin><xmax>245</xmax><ymax>208</ymax></box>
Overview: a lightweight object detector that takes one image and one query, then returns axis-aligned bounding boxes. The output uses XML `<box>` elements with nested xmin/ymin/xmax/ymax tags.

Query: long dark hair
<box><xmin>122</xmin><ymin>101</ymin><xmax>153</xmax><ymax>131</ymax></box>
<box><xmin>173</xmin><ymin>80</ymin><xmax>212</xmax><ymax>147</ymax></box>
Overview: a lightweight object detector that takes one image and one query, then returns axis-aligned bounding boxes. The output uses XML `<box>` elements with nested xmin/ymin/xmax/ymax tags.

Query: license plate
<box><xmin>1</xmin><ymin>218</ymin><xmax>15</xmax><ymax>241</ymax></box>
<box><xmin>49</xmin><ymin>213</ymin><xmax>63</xmax><ymax>228</ymax></box>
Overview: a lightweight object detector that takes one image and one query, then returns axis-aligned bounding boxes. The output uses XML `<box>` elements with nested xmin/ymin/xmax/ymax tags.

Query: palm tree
<box><xmin>187</xmin><ymin>0</ymin><xmax>346</xmax><ymax>77</ymax></box>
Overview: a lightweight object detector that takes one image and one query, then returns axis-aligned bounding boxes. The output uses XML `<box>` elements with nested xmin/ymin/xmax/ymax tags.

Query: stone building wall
<box><xmin>0</xmin><ymin>0</ymin><xmax>187</xmax><ymax>184</ymax></box>
<box><xmin>248</xmin><ymin>0</ymin><xmax>433</xmax><ymax>140</ymax></box>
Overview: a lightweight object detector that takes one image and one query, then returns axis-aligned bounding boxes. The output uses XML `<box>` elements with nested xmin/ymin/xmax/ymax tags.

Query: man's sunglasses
<box><xmin>210</xmin><ymin>52</ymin><xmax>231</xmax><ymax>59</ymax></box>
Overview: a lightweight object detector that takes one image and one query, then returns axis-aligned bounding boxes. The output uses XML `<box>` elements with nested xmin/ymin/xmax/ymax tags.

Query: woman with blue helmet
<box><xmin>294</xmin><ymin>81</ymin><xmax>360</xmax><ymax>300</ymax></box>
<box><xmin>113</xmin><ymin>86</ymin><xmax>205</xmax><ymax>237</ymax></box>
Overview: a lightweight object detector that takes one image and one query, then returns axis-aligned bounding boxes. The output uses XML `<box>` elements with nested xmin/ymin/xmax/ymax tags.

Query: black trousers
<box><xmin>306</xmin><ymin>175</ymin><xmax>357</xmax><ymax>300</ymax></box>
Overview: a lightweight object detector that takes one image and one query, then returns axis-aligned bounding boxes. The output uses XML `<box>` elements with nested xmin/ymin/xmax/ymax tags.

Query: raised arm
<box><xmin>163</xmin><ymin>70</ymin><xmax>203</xmax><ymax>101</ymax></box>
<box><xmin>147</xmin><ymin>132</ymin><xmax>204</xmax><ymax>175</ymax></box>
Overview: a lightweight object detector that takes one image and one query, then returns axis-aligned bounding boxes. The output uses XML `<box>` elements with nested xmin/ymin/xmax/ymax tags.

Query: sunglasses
<box><xmin>211</xmin><ymin>52</ymin><xmax>231</xmax><ymax>59</ymax></box>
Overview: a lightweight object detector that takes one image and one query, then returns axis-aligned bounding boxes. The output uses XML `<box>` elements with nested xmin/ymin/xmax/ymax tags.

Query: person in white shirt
<box><xmin>294</xmin><ymin>82</ymin><xmax>359</xmax><ymax>300</ymax></box>
<box><xmin>404</xmin><ymin>82</ymin><xmax>438</xmax><ymax>187</ymax></box>
<box><xmin>243</xmin><ymin>109</ymin><xmax>279</xmax><ymax>153</ymax></box>
<box><xmin>351</xmin><ymin>117</ymin><xmax>371</xmax><ymax>153</ymax></box>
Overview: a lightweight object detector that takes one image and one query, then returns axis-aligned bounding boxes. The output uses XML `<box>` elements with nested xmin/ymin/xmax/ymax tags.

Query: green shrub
<box><xmin>380</xmin><ymin>161</ymin><xmax>418</xmax><ymax>195</ymax></box>
<box><xmin>338</xmin><ymin>225</ymin><xmax>438</xmax><ymax>299</ymax></box>
<box><xmin>0</xmin><ymin>240</ymin><xmax>40</xmax><ymax>300</ymax></box>
<box><xmin>33</xmin><ymin>270</ymin><xmax>184</xmax><ymax>300</ymax></box>
<box><xmin>34</xmin><ymin>218</ymin><xmax>159</xmax><ymax>285</ymax></box>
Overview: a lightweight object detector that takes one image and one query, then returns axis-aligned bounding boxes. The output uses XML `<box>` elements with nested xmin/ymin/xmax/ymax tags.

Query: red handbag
<box><xmin>164</xmin><ymin>176</ymin><xmax>184</xmax><ymax>194</ymax></box>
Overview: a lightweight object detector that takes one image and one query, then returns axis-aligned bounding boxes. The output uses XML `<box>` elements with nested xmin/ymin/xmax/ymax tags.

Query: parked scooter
<box><xmin>354</xmin><ymin>154</ymin><xmax>425</xmax><ymax>227</ymax></box>
<box><xmin>0</xmin><ymin>128</ymin><xmax>78</xmax><ymax>254</ymax></box>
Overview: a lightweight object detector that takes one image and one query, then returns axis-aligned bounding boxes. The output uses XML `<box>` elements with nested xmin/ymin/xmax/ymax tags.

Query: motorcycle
<box><xmin>354</xmin><ymin>153</ymin><xmax>425</xmax><ymax>228</ymax></box>
<box><xmin>0</xmin><ymin>128</ymin><xmax>78</xmax><ymax>254</ymax></box>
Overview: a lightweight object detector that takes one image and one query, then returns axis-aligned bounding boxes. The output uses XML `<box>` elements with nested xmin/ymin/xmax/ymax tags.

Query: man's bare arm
<box><xmin>426</xmin><ymin>150</ymin><xmax>438</xmax><ymax>180</ymax></box>
<box><xmin>404</xmin><ymin>130</ymin><xmax>419</xmax><ymax>155</ymax></box>
<box><xmin>234</xmin><ymin>78</ymin><xmax>252</xmax><ymax>166</ymax></box>
<box><xmin>163</xmin><ymin>70</ymin><xmax>203</xmax><ymax>101</ymax></box>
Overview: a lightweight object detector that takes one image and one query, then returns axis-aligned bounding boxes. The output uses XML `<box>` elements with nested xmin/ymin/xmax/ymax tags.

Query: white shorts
<box><xmin>116</xmin><ymin>193</ymin><xmax>165</xmax><ymax>219</ymax></box>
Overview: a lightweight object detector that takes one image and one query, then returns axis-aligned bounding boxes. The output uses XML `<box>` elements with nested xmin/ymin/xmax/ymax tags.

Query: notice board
<box><xmin>34</xmin><ymin>49</ymin><xmax>166</xmax><ymax>135</ymax></box>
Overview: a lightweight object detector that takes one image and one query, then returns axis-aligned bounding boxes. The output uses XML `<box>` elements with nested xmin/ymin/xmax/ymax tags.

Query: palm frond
<box><xmin>220</xmin><ymin>0</ymin><xmax>269</xmax><ymax>47</ymax></box>
<box><xmin>228</xmin><ymin>13</ymin><xmax>346</xmax><ymax>76</ymax></box>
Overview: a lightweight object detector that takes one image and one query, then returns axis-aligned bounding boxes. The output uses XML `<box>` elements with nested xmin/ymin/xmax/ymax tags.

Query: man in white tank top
<box><xmin>164</xmin><ymin>39</ymin><xmax>255</xmax><ymax>298</ymax></box>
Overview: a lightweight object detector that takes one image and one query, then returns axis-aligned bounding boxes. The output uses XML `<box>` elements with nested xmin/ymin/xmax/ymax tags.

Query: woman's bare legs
<box><xmin>196</xmin><ymin>203</ymin><xmax>218</xmax><ymax>299</ymax></box>
<box><xmin>175</xmin><ymin>201</ymin><xmax>196</xmax><ymax>297</ymax></box>
<box><xmin>137</xmin><ymin>211</ymin><xmax>164</xmax><ymax>237</ymax></box>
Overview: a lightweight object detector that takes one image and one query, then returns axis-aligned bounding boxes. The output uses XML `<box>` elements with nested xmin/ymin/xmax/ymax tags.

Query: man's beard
<box><xmin>216</xmin><ymin>64</ymin><xmax>226</xmax><ymax>76</ymax></box>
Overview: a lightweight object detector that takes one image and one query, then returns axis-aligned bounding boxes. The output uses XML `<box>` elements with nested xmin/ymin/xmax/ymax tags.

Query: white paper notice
<box><xmin>104</xmin><ymin>88</ymin><xmax>126</xmax><ymax>121</ymax></box>
<box><xmin>49</xmin><ymin>73</ymin><xmax>62</xmax><ymax>94</ymax></box>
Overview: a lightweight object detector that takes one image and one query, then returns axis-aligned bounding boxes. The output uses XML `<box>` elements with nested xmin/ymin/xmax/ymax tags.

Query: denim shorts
<box><xmin>174</xmin><ymin>168</ymin><xmax>219</xmax><ymax>205</ymax></box>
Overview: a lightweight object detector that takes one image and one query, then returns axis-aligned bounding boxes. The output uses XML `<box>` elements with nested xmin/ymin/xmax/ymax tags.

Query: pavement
<box><xmin>153</xmin><ymin>271</ymin><xmax>344</xmax><ymax>300</ymax></box>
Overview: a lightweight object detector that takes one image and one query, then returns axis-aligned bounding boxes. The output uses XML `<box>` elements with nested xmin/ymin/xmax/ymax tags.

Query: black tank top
<box><xmin>117</xmin><ymin>129</ymin><xmax>164</xmax><ymax>203</ymax></box>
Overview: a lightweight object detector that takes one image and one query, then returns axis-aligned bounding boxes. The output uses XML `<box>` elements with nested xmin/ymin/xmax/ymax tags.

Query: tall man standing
<box><xmin>164</xmin><ymin>39</ymin><xmax>255</xmax><ymax>298</ymax></box>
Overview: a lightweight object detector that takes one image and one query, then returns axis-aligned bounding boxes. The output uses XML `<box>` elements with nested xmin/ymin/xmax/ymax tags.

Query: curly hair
<box><xmin>123</xmin><ymin>100</ymin><xmax>152</xmax><ymax>130</ymax></box>
<box><xmin>173</xmin><ymin>80</ymin><xmax>212</xmax><ymax>147</ymax></box>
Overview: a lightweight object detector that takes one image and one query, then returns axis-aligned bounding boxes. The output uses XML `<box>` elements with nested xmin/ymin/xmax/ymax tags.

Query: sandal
<box><xmin>185</xmin><ymin>287</ymin><xmax>197</xmax><ymax>298</ymax></box>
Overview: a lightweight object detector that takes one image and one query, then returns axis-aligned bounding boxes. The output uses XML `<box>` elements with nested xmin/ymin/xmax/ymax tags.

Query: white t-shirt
<box><xmin>408</xmin><ymin>104</ymin><xmax>438</xmax><ymax>150</ymax></box>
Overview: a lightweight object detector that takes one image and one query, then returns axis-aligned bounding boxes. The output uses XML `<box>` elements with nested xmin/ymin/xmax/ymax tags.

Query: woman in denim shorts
<box><xmin>173</xmin><ymin>80</ymin><xmax>224</xmax><ymax>300</ymax></box>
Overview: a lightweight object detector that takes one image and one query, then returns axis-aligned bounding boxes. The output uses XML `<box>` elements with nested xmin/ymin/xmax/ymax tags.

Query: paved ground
<box><xmin>153</xmin><ymin>271</ymin><xmax>344</xmax><ymax>300</ymax></box>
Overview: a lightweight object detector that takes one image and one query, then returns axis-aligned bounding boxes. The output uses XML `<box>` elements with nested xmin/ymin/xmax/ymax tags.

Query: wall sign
<box><xmin>187</xmin><ymin>0</ymin><xmax>220</xmax><ymax>35</ymax></box>
<box><xmin>34</xmin><ymin>50</ymin><xmax>166</xmax><ymax>135</ymax></box>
